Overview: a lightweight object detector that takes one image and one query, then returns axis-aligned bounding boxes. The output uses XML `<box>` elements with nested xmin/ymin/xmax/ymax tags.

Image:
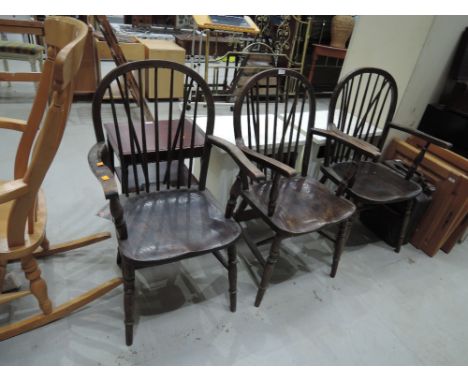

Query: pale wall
<box><xmin>340</xmin><ymin>15</ymin><xmax>468</xmax><ymax>139</ymax></box>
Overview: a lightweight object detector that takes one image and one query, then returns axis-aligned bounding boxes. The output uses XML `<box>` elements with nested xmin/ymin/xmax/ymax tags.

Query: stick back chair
<box><xmin>0</xmin><ymin>16</ymin><xmax>120</xmax><ymax>341</ymax></box>
<box><xmin>89</xmin><ymin>59</ymin><xmax>265</xmax><ymax>345</ymax></box>
<box><xmin>320</xmin><ymin>67</ymin><xmax>452</xmax><ymax>253</ymax></box>
<box><xmin>226</xmin><ymin>68</ymin><xmax>380</xmax><ymax>307</ymax></box>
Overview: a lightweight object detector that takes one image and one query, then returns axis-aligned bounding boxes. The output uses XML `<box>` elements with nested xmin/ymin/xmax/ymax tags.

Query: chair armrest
<box><xmin>388</xmin><ymin>122</ymin><xmax>452</xmax><ymax>149</ymax></box>
<box><xmin>0</xmin><ymin>179</ymin><xmax>28</xmax><ymax>204</ymax></box>
<box><xmin>237</xmin><ymin>141</ymin><xmax>297</xmax><ymax>178</ymax></box>
<box><xmin>0</xmin><ymin>117</ymin><xmax>27</xmax><ymax>132</ymax></box>
<box><xmin>88</xmin><ymin>142</ymin><xmax>119</xmax><ymax>199</ymax></box>
<box><xmin>207</xmin><ymin>135</ymin><xmax>266</xmax><ymax>181</ymax></box>
<box><xmin>312</xmin><ymin>125</ymin><xmax>381</xmax><ymax>160</ymax></box>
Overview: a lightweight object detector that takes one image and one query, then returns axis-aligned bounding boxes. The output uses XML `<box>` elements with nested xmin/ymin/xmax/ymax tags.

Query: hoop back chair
<box><xmin>320</xmin><ymin>67</ymin><xmax>452</xmax><ymax>252</ymax></box>
<box><xmin>89</xmin><ymin>60</ymin><xmax>264</xmax><ymax>345</ymax></box>
<box><xmin>226</xmin><ymin>68</ymin><xmax>380</xmax><ymax>307</ymax></box>
<box><xmin>0</xmin><ymin>17</ymin><xmax>120</xmax><ymax>341</ymax></box>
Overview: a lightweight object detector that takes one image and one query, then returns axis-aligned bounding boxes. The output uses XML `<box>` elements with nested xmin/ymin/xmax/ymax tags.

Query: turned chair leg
<box><xmin>255</xmin><ymin>235</ymin><xmax>282</xmax><ymax>307</ymax></box>
<box><xmin>395</xmin><ymin>199</ymin><xmax>415</xmax><ymax>253</ymax></box>
<box><xmin>227</xmin><ymin>245</ymin><xmax>238</xmax><ymax>312</ymax></box>
<box><xmin>122</xmin><ymin>257</ymin><xmax>135</xmax><ymax>346</ymax></box>
<box><xmin>21</xmin><ymin>254</ymin><xmax>52</xmax><ymax>314</ymax></box>
<box><xmin>331</xmin><ymin>219</ymin><xmax>352</xmax><ymax>278</ymax></box>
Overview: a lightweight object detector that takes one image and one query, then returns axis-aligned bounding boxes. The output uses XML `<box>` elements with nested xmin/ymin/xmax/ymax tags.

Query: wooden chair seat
<box><xmin>242</xmin><ymin>176</ymin><xmax>356</xmax><ymax>235</ymax></box>
<box><xmin>323</xmin><ymin>161</ymin><xmax>422</xmax><ymax>204</ymax></box>
<box><xmin>0</xmin><ymin>182</ymin><xmax>46</xmax><ymax>261</ymax></box>
<box><xmin>118</xmin><ymin>189</ymin><xmax>241</xmax><ymax>265</ymax></box>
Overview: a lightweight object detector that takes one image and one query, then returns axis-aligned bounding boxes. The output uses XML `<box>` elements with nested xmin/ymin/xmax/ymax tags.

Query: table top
<box><xmin>104</xmin><ymin>119</ymin><xmax>205</xmax><ymax>157</ymax></box>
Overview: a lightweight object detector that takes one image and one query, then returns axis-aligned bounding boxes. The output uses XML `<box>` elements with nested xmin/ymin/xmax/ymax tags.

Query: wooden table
<box><xmin>104</xmin><ymin>119</ymin><xmax>205</xmax><ymax>192</ymax></box>
<box><xmin>308</xmin><ymin>44</ymin><xmax>347</xmax><ymax>83</ymax></box>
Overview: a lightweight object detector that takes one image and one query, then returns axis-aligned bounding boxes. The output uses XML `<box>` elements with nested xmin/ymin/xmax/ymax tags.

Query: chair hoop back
<box><xmin>328</xmin><ymin>67</ymin><xmax>398</xmax><ymax>162</ymax></box>
<box><xmin>233</xmin><ymin>68</ymin><xmax>316</xmax><ymax>177</ymax></box>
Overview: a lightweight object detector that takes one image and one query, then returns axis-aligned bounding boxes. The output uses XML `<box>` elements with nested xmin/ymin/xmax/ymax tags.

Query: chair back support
<box><xmin>233</xmin><ymin>68</ymin><xmax>316</xmax><ymax>178</ymax></box>
<box><xmin>7</xmin><ymin>16</ymin><xmax>88</xmax><ymax>247</ymax></box>
<box><xmin>92</xmin><ymin>60</ymin><xmax>215</xmax><ymax>193</ymax></box>
<box><xmin>327</xmin><ymin>67</ymin><xmax>398</xmax><ymax>164</ymax></box>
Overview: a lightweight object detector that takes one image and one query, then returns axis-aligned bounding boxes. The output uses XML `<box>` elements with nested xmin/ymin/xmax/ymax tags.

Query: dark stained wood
<box><xmin>322</xmin><ymin>161</ymin><xmax>421</xmax><ymax>204</ymax></box>
<box><xmin>118</xmin><ymin>190</ymin><xmax>241</xmax><ymax>265</ymax></box>
<box><xmin>230</xmin><ymin>68</ymin><xmax>357</xmax><ymax>306</ymax></box>
<box><xmin>242</xmin><ymin>176</ymin><xmax>355</xmax><ymax>235</ymax></box>
<box><xmin>89</xmin><ymin>60</ymin><xmax>265</xmax><ymax>345</ymax></box>
<box><xmin>104</xmin><ymin>120</ymin><xmax>205</xmax><ymax>158</ymax></box>
<box><xmin>320</xmin><ymin>67</ymin><xmax>452</xmax><ymax>253</ymax></box>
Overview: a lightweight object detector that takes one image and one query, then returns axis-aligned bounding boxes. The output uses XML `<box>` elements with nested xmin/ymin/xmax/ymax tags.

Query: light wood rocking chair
<box><xmin>0</xmin><ymin>16</ymin><xmax>121</xmax><ymax>341</ymax></box>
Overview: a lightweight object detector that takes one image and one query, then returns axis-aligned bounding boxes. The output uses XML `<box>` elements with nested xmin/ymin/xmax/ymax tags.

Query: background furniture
<box><xmin>307</xmin><ymin>43</ymin><xmax>346</xmax><ymax>83</ymax></box>
<box><xmin>384</xmin><ymin>136</ymin><xmax>468</xmax><ymax>256</ymax></box>
<box><xmin>226</xmin><ymin>68</ymin><xmax>379</xmax><ymax>306</ymax></box>
<box><xmin>320</xmin><ymin>67</ymin><xmax>452</xmax><ymax>253</ymax></box>
<box><xmin>0</xmin><ymin>16</ymin><xmax>119</xmax><ymax>341</ymax></box>
<box><xmin>139</xmin><ymin>38</ymin><xmax>185</xmax><ymax>98</ymax></box>
<box><xmin>89</xmin><ymin>59</ymin><xmax>264</xmax><ymax>345</ymax></box>
<box><xmin>0</xmin><ymin>18</ymin><xmax>44</xmax><ymax>87</ymax></box>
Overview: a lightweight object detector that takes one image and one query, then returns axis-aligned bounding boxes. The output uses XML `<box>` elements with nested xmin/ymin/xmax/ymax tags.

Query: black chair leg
<box><xmin>122</xmin><ymin>258</ymin><xmax>135</xmax><ymax>346</ymax></box>
<box><xmin>319</xmin><ymin>174</ymin><xmax>327</xmax><ymax>184</ymax></box>
<box><xmin>255</xmin><ymin>235</ymin><xmax>282</xmax><ymax>307</ymax></box>
<box><xmin>395</xmin><ymin>199</ymin><xmax>414</xmax><ymax>253</ymax></box>
<box><xmin>331</xmin><ymin>219</ymin><xmax>352</xmax><ymax>278</ymax></box>
<box><xmin>227</xmin><ymin>244</ymin><xmax>238</xmax><ymax>312</ymax></box>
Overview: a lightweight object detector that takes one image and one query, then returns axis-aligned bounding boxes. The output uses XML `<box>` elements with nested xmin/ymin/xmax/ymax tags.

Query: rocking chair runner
<box><xmin>0</xmin><ymin>16</ymin><xmax>119</xmax><ymax>342</ymax></box>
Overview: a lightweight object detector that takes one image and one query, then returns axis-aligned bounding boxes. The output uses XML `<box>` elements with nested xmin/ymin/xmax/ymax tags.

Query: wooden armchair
<box><xmin>226</xmin><ymin>68</ymin><xmax>380</xmax><ymax>307</ymax></box>
<box><xmin>319</xmin><ymin>67</ymin><xmax>452</xmax><ymax>253</ymax></box>
<box><xmin>89</xmin><ymin>60</ymin><xmax>265</xmax><ymax>345</ymax></box>
<box><xmin>0</xmin><ymin>17</ymin><xmax>119</xmax><ymax>341</ymax></box>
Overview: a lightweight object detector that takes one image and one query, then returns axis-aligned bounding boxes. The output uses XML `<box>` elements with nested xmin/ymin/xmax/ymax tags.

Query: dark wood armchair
<box><xmin>89</xmin><ymin>60</ymin><xmax>265</xmax><ymax>345</ymax></box>
<box><xmin>226</xmin><ymin>68</ymin><xmax>381</xmax><ymax>307</ymax></box>
<box><xmin>319</xmin><ymin>67</ymin><xmax>452</xmax><ymax>253</ymax></box>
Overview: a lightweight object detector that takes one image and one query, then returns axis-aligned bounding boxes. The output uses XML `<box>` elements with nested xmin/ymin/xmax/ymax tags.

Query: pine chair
<box><xmin>319</xmin><ymin>67</ymin><xmax>452</xmax><ymax>253</ymax></box>
<box><xmin>226</xmin><ymin>68</ymin><xmax>381</xmax><ymax>307</ymax></box>
<box><xmin>0</xmin><ymin>16</ymin><xmax>120</xmax><ymax>341</ymax></box>
<box><xmin>89</xmin><ymin>60</ymin><xmax>265</xmax><ymax>345</ymax></box>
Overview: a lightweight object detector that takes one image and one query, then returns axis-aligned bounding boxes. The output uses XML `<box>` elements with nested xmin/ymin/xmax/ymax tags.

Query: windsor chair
<box><xmin>226</xmin><ymin>68</ymin><xmax>380</xmax><ymax>307</ymax></box>
<box><xmin>89</xmin><ymin>59</ymin><xmax>264</xmax><ymax>345</ymax></box>
<box><xmin>0</xmin><ymin>16</ymin><xmax>119</xmax><ymax>341</ymax></box>
<box><xmin>319</xmin><ymin>67</ymin><xmax>452</xmax><ymax>252</ymax></box>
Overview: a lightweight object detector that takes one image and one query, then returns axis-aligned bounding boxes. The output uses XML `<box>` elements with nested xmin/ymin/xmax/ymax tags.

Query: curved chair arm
<box><xmin>236</xmin><ymin>140</ymin><xmax>297</xmax><ymax>178</ymax></box>
<box><xmin>388</xmin><ymin>122</ymin><xmax>452</xmax><ymax>149</ymax></box>
<box><xmin>0</xmin><ymin>179</ymin><xmax>28</xmax><ymax>204</ymax></box>
<box><xmin>207</xmin><ymin>135</ymin><xmax>265</xmax><ymax>181</ymax></box>
<box><xmin>0</xmin><ymin>117</ymin><xmax>27</xmax><ymax>132</ymax></box>
<box><xmin>87</xmin><ymin>142</ymin><xmax>119</xmax><ymax>200</ymax></box>
<box><xmin>88</xmin><ymin>142</ymin><xmax>128</xmax><ymax>240</ymax></box>
<box><xmin>312</xmin><ymin>125</ymin><xmax>381</xmax><ymax>160</ymax></box>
